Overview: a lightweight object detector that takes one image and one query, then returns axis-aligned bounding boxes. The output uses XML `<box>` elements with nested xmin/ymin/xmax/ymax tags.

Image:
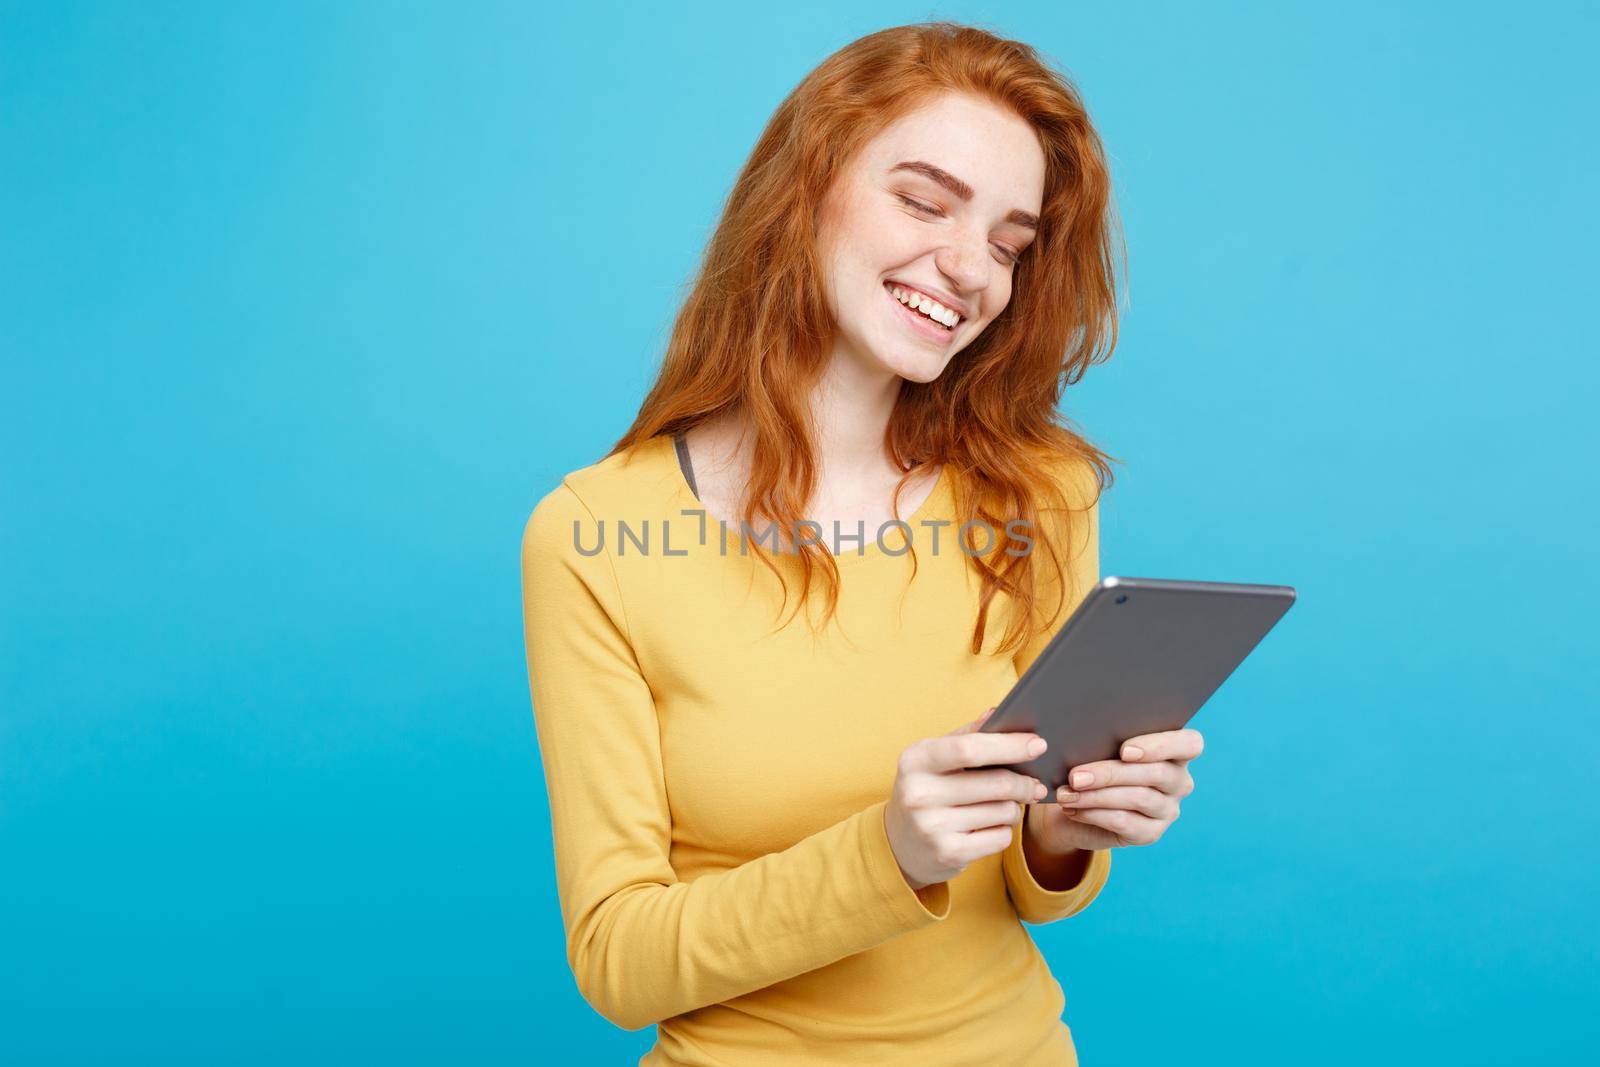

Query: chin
<box><xmin>874</xmin><ymin>339</ymin><xmax>958</xmax><ymax>383</ymax></box>
<box><xmin>841</xmin><ymin>328</ymin><xmax>944</xmax><ymax>383</ymax></box>
<box><xmin>885</xmin><ymin>354</ymin><xmax>947</xmax><ymax>383</ymax></box>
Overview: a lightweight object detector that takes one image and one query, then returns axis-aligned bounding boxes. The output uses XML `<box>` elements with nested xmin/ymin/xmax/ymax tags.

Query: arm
<box><xmin>520</xmin><ymin>483</ymin><xmax>950</xmax><ymax>1031</ymax></box>
<box><xmin>998</xmin><ymin>457</ymin><xmax>1113</xmax><ymax>924</ymax></box>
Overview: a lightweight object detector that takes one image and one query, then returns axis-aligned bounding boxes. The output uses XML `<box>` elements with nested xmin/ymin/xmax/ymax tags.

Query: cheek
<box><xmin>880</xmin><ymin>211</ymin><xmax>934</xmax><ymax>259</ymax></box>
<box><xmin>819</xmin><ymin>207</ymin><xmax>878</xmax><ymax>281</ymax></box>
<box><xmin>972</xmin><ymin>284</ymin><xmax>1010</xmax><ymax>328</ymax></box>
<box><xmin>839</xmin><ymin>201</ymin><xmax>923</xmax><ymax>263</ymax></box>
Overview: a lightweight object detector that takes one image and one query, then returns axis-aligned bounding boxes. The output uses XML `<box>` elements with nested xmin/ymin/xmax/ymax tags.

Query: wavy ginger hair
<box><xmin>608</xmin><ymin>21</ymin><xmax>1124</xmax><ymax>656</ymax></box>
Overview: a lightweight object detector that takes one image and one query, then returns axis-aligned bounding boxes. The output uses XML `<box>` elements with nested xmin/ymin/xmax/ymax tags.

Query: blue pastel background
<box><xmin>4</xmin><ymin>2</ymin><xmax>1595</xmax><ymax>1063</ymax></box>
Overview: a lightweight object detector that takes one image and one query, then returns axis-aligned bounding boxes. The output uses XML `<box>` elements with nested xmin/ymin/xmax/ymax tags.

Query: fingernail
<box><xmin>1033</xmin><ymin>781</ymin><xmax>1047</xmax><ymax>800</ymax></box>
<box><xmin>1027</xmin><ymin>737</ymin><xmax>1047</xmax><ymax>757</ymax></box>
<box><xmin>1057</xmin><ymin>789</ymin><xmax>1079</xmax><ymax>803</ymax></box>
<box><xmin>1123</xmin><ymin>745</ymin><xmax>1144</xmax><ymax>761</ymax></box>
<box><xmin>1071</xmin><ymin>770</ymin><xmax>1094</xmax><ymax>788</ymax></box>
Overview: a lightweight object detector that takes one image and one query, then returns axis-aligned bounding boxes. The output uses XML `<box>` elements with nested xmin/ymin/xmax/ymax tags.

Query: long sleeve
<box><xmin>519</xmin><ymin>482</ymin><xmax>951</xmax><ymax>1031</ymax></box>
<box><xmin>999</xmin><ymin>456</ymin><xmax>1113</xmax><ymax>924</ymax></box>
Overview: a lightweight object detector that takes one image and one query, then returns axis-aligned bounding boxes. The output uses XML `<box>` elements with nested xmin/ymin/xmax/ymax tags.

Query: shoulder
<box><xmin>523</xmin><ymin>481</ymin><xmax>589</xmax><ymax>557</ymax></box>
<box><xmin>522</xmin><ymin>435</ymin><xmax>674</xmax><ymax>556</ymax></box>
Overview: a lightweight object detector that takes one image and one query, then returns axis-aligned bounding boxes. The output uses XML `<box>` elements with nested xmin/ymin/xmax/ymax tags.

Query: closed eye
<box><xmin>896</xmin><ymin>193</ymin><xmax>941</xmax><ymax>215</ymax></box>
<box><xmin>895</xmin><ymin>194</ymin><xmax>1022</xmax><ymax>266</ymax></box>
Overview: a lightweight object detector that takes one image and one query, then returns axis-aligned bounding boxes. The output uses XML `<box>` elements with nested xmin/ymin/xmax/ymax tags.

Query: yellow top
<box><xmin>519</xmin><ymin>432</ymin><xmax>1111</xmax><ymax>1066</ymax></box>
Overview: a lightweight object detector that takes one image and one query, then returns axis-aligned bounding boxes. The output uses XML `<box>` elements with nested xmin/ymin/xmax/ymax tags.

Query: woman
<box><xmin>520</xmin><ymin>21</ymin><xmax>1203</xmax><ymax>1066</ymax></box>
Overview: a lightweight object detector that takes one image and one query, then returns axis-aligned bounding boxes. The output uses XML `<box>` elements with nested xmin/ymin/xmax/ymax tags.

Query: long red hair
<box><xmin>608</xmin><ymin>20</ymin><xmax>1125</xmax><ymax>656</ymax></box>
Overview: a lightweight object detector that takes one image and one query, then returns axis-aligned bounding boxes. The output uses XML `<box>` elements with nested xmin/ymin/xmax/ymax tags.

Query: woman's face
<box><xmin>816</xmin><ymin>91</ymin><xmax>1046</xmax><ymax>384</ymax></box>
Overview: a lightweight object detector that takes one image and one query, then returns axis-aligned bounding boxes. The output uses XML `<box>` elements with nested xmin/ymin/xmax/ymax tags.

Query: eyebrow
<box><xmin>889</xmin><ymin>159</ymin><xmax>1039</xmax><ymax>230</ymax></box>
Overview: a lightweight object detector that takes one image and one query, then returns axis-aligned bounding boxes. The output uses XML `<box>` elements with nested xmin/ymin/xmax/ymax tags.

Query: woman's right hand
<box><xmin>884</xmin><ymin>707</ymin><xmax>1051</xmax><ymax>891</ymax></box>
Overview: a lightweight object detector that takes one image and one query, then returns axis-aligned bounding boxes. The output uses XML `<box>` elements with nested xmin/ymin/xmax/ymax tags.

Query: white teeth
<box><xmin>888</xmin><ymin>284</ymin><xmax>961</xmax><ymax>328</ymax></box>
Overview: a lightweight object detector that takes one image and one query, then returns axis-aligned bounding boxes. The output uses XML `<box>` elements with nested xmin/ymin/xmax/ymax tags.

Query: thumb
<box><xmin>951</xmin><ymin>706</ymin><xmax>998</xmax><ymax>735</ymax></box>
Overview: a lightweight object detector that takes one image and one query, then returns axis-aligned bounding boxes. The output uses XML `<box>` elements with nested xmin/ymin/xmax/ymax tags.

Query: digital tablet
<box><xmin>979</xmin><ymin>576</ymin><xmax>1296</xmax><ymax>792</ymax></box>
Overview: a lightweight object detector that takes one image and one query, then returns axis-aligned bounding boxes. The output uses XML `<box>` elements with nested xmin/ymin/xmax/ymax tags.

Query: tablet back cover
<box><xmin>982</xmin><ymin>577</ymin><xmax>1295</xmax><ymax>790</ymax></box>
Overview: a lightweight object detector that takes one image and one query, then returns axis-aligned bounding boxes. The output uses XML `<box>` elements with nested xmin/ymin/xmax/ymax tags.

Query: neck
<box><xmin>687</xmin><ymin>352</ymin><xmax>912</xmax><ymax>503</ymax></box>
<box><xmin>806</xmin><ymin>350</ymin><xmax>904</xmax><ymax>480</ymax></box>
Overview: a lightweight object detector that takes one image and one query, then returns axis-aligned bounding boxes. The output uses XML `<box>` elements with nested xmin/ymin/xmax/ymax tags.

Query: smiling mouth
<box><xmin>883</xmin><ymin>281</ymin><xmax>962</xmax><ymax>334</ymax></box>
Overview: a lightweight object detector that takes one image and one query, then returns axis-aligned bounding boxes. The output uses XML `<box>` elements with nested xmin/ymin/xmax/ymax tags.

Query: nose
<box><xmin>933</xmin><ymin>230</ymin><xmax>987</xmax><ymax>305</ymax></box>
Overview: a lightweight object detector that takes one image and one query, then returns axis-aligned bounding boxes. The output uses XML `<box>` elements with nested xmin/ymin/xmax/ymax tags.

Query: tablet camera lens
<box><xmin>1115</xmin><ymin>594</ymin><xmax>1128</xmax><ymax>604</ymax></box>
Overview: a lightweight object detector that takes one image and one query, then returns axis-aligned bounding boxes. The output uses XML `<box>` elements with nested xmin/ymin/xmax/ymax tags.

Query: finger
<box><xmin>1118</xmin><ymin>728</ymin><xmax>1204</xmax><ymax>764</ymax></box>
<box><xmin>920</xmin><ymin>730</ymin><xmax>1045</xmax><ymax>774</ymax></box>
<box><xmin>944</xmin><ymin>799</ymin><xmax>1026</xmax><ymax>832</ymax></box>
<box><xmin>936</xmin><ymin>768</ymin><xmax>1047</xmax><ymax>806</ymax></box>
<box><xmin>1064</xmin><ymin>758</ymin><xmax>1186</xmax><ymax>793</ymax></box>
<box><xmin>1055</xmin><ymin>784</ymin><xmax>1176</xmax><ymax>819</ymax></box>
<box><xmin>1063</xmin><ymin>805</ymin><xmax>1165</xmax><ymax>845</ymax></box>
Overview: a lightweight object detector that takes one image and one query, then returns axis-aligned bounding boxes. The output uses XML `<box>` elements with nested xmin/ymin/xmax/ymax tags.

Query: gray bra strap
<box><xmin>672</xmin><ymin>430</ymin><xmax>699</xmax><ymax>498</ymax></box>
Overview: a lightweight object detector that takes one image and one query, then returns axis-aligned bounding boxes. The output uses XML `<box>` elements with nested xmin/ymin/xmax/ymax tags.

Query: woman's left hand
<box><xmin>1027</xmin><ymin>728</ymin><xmax>1204</xmax><ymax>852</ymax></box>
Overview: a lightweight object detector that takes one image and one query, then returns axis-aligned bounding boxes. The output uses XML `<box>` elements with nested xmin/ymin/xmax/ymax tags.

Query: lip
<box><xmin>883</xmin><ymin>282</ymin><xmax>960</xmax><ymax>344</ymax></box>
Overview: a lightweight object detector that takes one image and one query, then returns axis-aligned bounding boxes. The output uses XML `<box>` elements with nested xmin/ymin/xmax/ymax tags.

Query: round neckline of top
<box><xmin>656</xmin><ymin>432</ymin><xmax>952</xmax><ymax>568</ymax></box>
